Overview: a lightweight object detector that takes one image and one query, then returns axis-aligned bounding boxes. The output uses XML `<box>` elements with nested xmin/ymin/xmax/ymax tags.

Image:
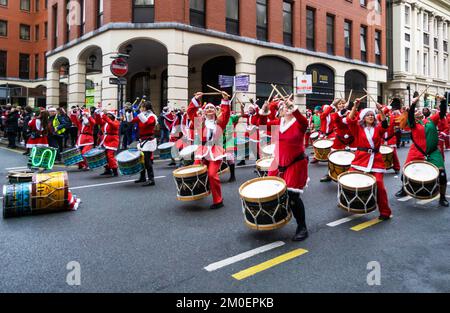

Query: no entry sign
<box><xmin>110</xmin><ymin>58</ymin><xmax>129</xmax><ymax>77</ymax></box>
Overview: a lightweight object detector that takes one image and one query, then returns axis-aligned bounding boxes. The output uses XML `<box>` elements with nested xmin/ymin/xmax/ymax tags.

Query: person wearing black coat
<box><xmin>5</xmin><ymin>106</ymin><xmax>20</xmax><ymax>149</ymax></box>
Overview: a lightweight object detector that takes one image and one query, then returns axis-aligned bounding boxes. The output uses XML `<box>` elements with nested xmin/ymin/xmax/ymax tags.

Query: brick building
<box><xmin>0</xmin><ymin>0</ymin><xmax>48</xmax><ymax>106</ymax></box>
<box><xmin>46</xmin><ymin>0</ymin><xmax>388</xmax><ymax>112</ymax></box>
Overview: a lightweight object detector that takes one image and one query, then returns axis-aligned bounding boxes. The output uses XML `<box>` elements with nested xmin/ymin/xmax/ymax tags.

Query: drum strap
<box><xmin>410</xmin><ymin>134</ymin><xmax>436</xmax><ymax>160</ymax></box>
<box><xmin>278</xmin><ymin>153</ymin><xmax>307</xmax><ymax>174</ymax></box>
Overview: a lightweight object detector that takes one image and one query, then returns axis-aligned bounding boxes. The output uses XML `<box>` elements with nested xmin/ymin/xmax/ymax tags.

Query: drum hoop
<box><xmin>337</xmin><ymin>171</ymin><xmax>377</xmax><ymax>191</ymax></box>
<box><xmin>380</xmin><ymin>145</ymin><xmax>394</xmax><ymax>154</ymax></box>
<box><xmin>402</xmin><ymin>160</ymin><xmax>440</xmax><ymax>184</ymax></box>
<box><xmin>239</xmin><ymin>176</ymin><xmax>287</xmax><ymax>203</ymax></box>
<box><xmin>337</xmin><ymin>203</ymin><xmax>376</xmax><ymax>214</ymax></box>
<box><xmin>176</xmin><ymin>191</ymin><xmax>211</xmax><ymax>201</ymax></box>
<box><xmin>256</xmin><ymin>157</ymin><xmax>274</xmax><ymax>170</ymax></box>
<box><xmin>328</xmin><ymin>150</ymin><xmax>355</xmax><ymax>166</ymax></box>
<box><xmin>313</xmin><ymin>140</ymin><xmax>334</xmax><ymax>149</ymax></box>
<box><xmin>173</xmin><ymin>165</ymin><xmax>207</xmax><ymax>178</ymax></box>
<box><xmin>244</xmin><ymin>212</ymin><xmax>292</xmax><ymax>231</ymax></box>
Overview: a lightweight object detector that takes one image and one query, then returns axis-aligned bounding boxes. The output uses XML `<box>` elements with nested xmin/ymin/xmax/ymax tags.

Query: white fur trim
<box><xmin>138</xmin><ymin>112</ymin><xmax>148</xmax><ymax>124</ymax></box>
<box><xmin>351</xmin><ymin>164</ymin><xmax>386</xmax><ymax>173</ymax></box>
<box><xmin>221</xmin><ymin>100</ymin><xmax>230</xmax><ymax>106</ymax></box>
<box><xmin>259</xmin><ymin>109</ymin><xmax>270</xmax><ymax>116</ymax></box>
<box><xmin>280</xmin><ymin>117</ymin><xmax>296</xmax><ymax>133</ymax></box>
<box><xmin>192</xmin><ymin>97</ymin><xmax>200</xmax><ymax>107</ymax></box>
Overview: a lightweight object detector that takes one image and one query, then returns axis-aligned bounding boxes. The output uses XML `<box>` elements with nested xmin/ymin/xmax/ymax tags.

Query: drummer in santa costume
<box><xmin>347</xmin><ymin>98</ymin><xmax>393</xmax><ymax>220</ymax></box>
<box><xmin>240</xmin><ymin>99</ymin><xmax>261</xmax><ymax>160</ymax></box>
<box><xmin>131</xmin><ymin>101</ymin><xmax>158</xmax><ymax>186</ymax></box>
<box><xmin>94</xmin><ymin>109</ymin><xmax>120</xmax><ymax>177</ymax></box>
<box><xmin>26</xmin><ymin>108</ymin><xmax>50</xmax><ymax>149</ymax></box>
<box><xmin>258</xmin><ymin>100</ymin><xmax>309</xmax><ymax>242</ymax></box>
<box><xmin>310</xmin><ymin>101</ymin><xmax>338</xmax><ymax>164</ymax></box>
<box><xmin>395</xmin><ymin>94</ymin><xmax>449</xmax><ymax>207</ymax></box>
<box><xmin>187</xmin><ymin>91</ymin><xmax>231</xmax><ymax>210</ymax></box>
<box><xmin>378</xmin><ymin>105</ymin><xmax>401</xmax><ymax>173</ymax></box>
<box><xmin>70</xmin><ymin>108</ymin><xmax>95</xmax><ymax>171</ymax></box>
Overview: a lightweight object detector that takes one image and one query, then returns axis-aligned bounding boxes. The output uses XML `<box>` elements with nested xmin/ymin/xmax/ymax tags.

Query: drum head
<box><xmin>179</xmin><ymin>145</ymin><xmax>198</xmax><ymax>158</ymax></box>
<box><xmin>239</xmin><ymin>177</ymin><xmax>286</xmax><ymax>202</ymax></box>
<box><xmin>84</xmin><ymin>148</ymin><xmax>104</xmax><ymax>157</ymax></box>
<box><xmin>256</xmin><ymin>158</ymin><xmax>274</xmax><ymax>170</ymax></box>
<box><xmin>173</xmin><ymin>165</ymin><xmax>207</xmax><ymax>178</ymax></box>
<box><xmin>380</xmin><ymin>145</ymin><xmax>394</xmax><ymax>154</ymax></box>
<box><xmin>262</xmin><ymin>144</ymin><xmax>275</xmax><ymax>155</ymax></box>
<box><xmin>339</xmin><ymin>172</ymin><xmax>376</xmax><ymax>188</ymax></box>
<box><xmin>313</xmin><ymin>139</ymin><xmax>334</xmax><ymax>149</ymax></box>
<box><xmin>116</xmin><ymin>149</ymin><xmax>141</xmax><ymax>162</ymax></box>
<box><xmin>158</xmin><ymin>142</ymin><xmax>175</xmax><ymax>150</ymax></box>
<box><xmin>404</xmin><ymin>161</ymin><xmax>439</xmax><ymax>182</ymax></box>
<box><xmin>328</xmin><ymin>151</ymin><xmax>355</xmax><ymax>166</ymax></box>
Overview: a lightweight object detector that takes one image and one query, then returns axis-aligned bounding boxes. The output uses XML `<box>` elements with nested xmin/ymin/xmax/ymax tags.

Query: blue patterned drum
<box><xmin>83</xmin><ymin>148</ymin><xmax>107</xmax><ymax>169</ymax></box>
<box><xmin>61</xmin><ymin>147</ymin><xmax>84</xmax><ymax>166</ymax></box>
<box><xmin>3</xmin><ymin>183</ymin><xmax>33</xmax><ymax>218</ymax></box>
<box><xmin>158</xmin><ymin>142</ymin><xmax>175</xmax><ymax>159</ymax></box>
<box><xmin>116</xmin><ymin>149</ymin><xmax>144</xmax><ymax>176</ymax></box>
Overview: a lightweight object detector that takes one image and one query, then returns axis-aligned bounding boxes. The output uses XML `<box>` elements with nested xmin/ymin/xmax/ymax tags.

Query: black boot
<box><xmin>395</xmin><ymin>188</ymin><xmax>407</xmax><ymax>198</ymax></box>
<box><xmin>228</xmin><ymin>163</ymin><xmax>236</xmax><ymax>182</ymax></box>
<box><xmin>210</xmin><ymin>202</ymin><xmax>224</xmax><ymax>210</ymax></box>
<box><xmin>288</xmin><ymin>191</ymin><xmax>309</xmax><ymax>242</ymax></box>
<box><xmin>135</xmin><ymin>171</ymin><xmax>146</xmax><ymax>183</ymax></box>
<box><xmin>112</xmin><ymin>168</ymin><xmax>119</xmax><ymax>177</ymax></box>
<box><xmin>142</xmin><ymin>168</ymin><xmax>155</xmax><ymax>186</ymax></box>
<box><xmin>237</xmin><ymin>160</ymin><xmax>246</xmax><ymax>166</ymax></box>
<box><xmin>439</xmin><ymin>185</ymin><xmax>449</xmax><ymax>207</ymax></box>
<box><xmin>320</xmin><ymin>174</ymin><xmax>332</xmax><ymax>182</ymax></box>
<box><xmin>292</xmin><ymin>225</ymin><xmax>309</xmax><ymax>242</ymax></box>
<box><xmin>100</xmin><ymin>168</ymin><xmax>112</xmax><ymax>176</ymax></box>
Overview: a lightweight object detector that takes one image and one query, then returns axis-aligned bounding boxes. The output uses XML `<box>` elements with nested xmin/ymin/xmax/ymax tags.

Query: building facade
<box><xmin>0</xmin><ymin>0</ymin><xmax>48</xmax><ymax>107</ymax></box>
<box><xmin>385</xmin><ymin>0</ymin><xmax>450</xmax><ymax>107</ymax></box>
<box><xmin>46</xmin><ymin>0</ymin><xmax>388</xmax><ymax>113</ymax></box>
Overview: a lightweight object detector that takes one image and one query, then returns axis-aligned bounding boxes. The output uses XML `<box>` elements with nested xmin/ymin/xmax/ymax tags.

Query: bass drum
<box><xmin>402</xmin><ymin>161</ymin><xmax>439</xmax><ymax>199</ymax></box>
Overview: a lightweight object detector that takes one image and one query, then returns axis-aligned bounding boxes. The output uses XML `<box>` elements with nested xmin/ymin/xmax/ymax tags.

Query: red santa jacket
<box><xmin>70</xmin><ymin>113</ymin><xmax>95</xmax><ymax>147</ymax></box>
<box><xmin>131</xmin><ymin>111</ymin><xmax>157</xmax><ymax>140</ymax></box>
<box><xmin>241</xmin><ymin>110</ymin><xmax>260</xmax><ymax>142</ymax></box>
<box><xmin>332</xmin><ymin>111</ymin><xmax>353</xmax><ymax>149</ymax></box>
<box><xmin>187</xmin><ymin>97</ymin><xmax>231</xmax><ymax>161</ymax></box>
<box><xmin>95</xmin><ymin>113</ymin><xmax>120</xmax><ymax>151</ymax></box>
<box><xmin>346</xmin><ymin>116</ymin><xmax>387</xmax><ymax>173</ymax></box>
<box><xmin>320</xmin><ymin>105</ymin><xmax>335</xmax><ymax>138</ymax></box>
<box><xmin>26</xmin><ymin>118</ymin><xmax>49</xmax><ymax>147</ymax></box>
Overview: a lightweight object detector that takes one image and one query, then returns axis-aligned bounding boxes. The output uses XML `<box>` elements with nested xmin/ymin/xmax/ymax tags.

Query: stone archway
<box><xmin>345</xmin><ymin>70</ymin><xmax>367</xmax><ymax>107</ymax></box>
<box><xmin>306</xmin><ymin>63</ymin><xmax>336</xmax><ymax>110</ymax></box>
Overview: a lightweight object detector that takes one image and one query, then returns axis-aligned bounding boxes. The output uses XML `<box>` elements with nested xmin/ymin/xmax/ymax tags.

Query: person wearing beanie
<box><xmin>395</xmin><ymin>94</ymin><xmax>449</xmax><ymax>207</ymax></box>
<box><xmin>94</xmin><ymin>109</ymin><xmax>120</xmax><ymax>177</ymax></box>
<box><xmin>187</xmin><ymin>91</ymin><xmax>231</xmax><ymax>210</ymax></box>
<box><xmin>347</xmin><ymin>98</ymin><xmax>393</xmax><ymax>220</ymax></box>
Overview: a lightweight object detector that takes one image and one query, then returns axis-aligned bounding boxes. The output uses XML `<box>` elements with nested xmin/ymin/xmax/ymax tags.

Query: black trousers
<box><xmin>7</xmin><ymin>131</ymin><xmax>17</xmax><ymax>147</ymax></box>
<box><xmin>288</xmin><ymin>191</ymin><xmax>306</xmax><ymax>228</ymax></box>
<box><xmin>140</xmin><ymin>151</ymin><xmax>155</xmax><ymax>181</ymax></box>
<box><xmin>49</xmin><ymin>134</ymin><xmax>64</xmax><ymax>159</ymax></box>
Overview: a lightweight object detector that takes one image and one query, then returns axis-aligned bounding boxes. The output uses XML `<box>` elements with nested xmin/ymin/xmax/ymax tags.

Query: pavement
<box><xmin>0</xmin><ymin>144</ymin><xmax>449</xmax><ymax>292</ymax></box>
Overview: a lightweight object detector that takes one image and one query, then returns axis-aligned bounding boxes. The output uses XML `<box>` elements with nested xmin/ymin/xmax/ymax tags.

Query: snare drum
<box><xmin>402</xmin><ymin>161</ymin><xmax>440</xmax><ymax>199</ymax></box>
<box><xmin>255</xmin><ymin>157</ymin><xmax>274</xmax><ymax>177</ymax></box>
<box><xmin>309</xmin><ymin>131</ymin><xmax>320</xmax><ymax>145</ymax></box>
<box><xmin>28</xmin><ymin>146</ymin><xmax>57</xmax><ymax>170</ymax></box>
<box><xmin>61</xmin><ymin>147</ymin><xmax>84</xmax><ymax>166</ymax></box>
<box><xmin>261</xmin><ymin>144</ymin><xmax>275</xmax><ymax>157</ymax></box>
<box><xmin>83</xmin><ymin>148</ymin><xmax>107</xmax><ymax>169</ymax></box>
<box><xmin>239</xmin><ymin>177</ymin><xmax>291</xmax><ymax>231</ymax></box>
<box><xmin>328</xmin><ymin>150</ymin><xmax>355</xmax><ymax>182</ymax></box>
<box><xmin>337</xmin><ymin>172</ymin><xmax>377</xmax><ymax>214</ymax></box>
<box><xmin>7</xmin><ymin>169</ymin><xmax>34</xmax><ymax>184</ymax></box>
<box><xmin>179</xmin><ymin>145</ymin><xmax>198</xmax><ymax>166</ymax></box>
<box><xmin>173</xmin><ymin>165</ymin><xmax>210</xmax><ymax>201</ymax></box>
<box><xmin>313</xmin><ymin>139</ymin><xmax>334</xmax><ymax>162</ymax></box>
<box><xmin>116</xmin><ymin>149</ymin><xmax>144</xmax><ymax>176</ymax></box>
<box><xmin>158</xmin><ymin>142</ymin><xmax>175</xmax><ymax>159</ymax></box>
<box><xmin>380</xmin><ymin>145</ymin><xmax>394</xmax><ymax>169</ymax></box>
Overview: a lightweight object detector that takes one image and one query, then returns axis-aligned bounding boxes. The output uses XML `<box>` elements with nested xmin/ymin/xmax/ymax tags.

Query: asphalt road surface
<box><xmin>0</xmin><ymin>144</ymin><xmax>449</xmax><ymax>292</ymax></box>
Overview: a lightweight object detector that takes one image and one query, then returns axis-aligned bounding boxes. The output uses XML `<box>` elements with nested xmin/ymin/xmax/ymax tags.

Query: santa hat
<box><xmin>359</xmin><ymin>108</ymin><xmax>376</xmax><ymax>121</ymax></box>
<box><xmin>106</xmin><ymin>110</ymin><xmax>117</xmax><ymax>118</ymax></box>
<box><xmin>202</xmin><ymin>103</ymin><xmax>215</xmax><ymax>111</ymax></box>
<box><xmin>47</xmin><ymin>107</ymin><xmax>57</xmax><ymax>113</ymax></box>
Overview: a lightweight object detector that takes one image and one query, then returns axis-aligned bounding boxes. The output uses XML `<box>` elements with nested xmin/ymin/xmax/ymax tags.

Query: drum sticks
<box><xmin>271</xmin><ymin>84</ymin><xmax>287</xmax><ymax>101</ymax></box>
<box><xmin>207</xmin><ymin>85</ymin><xmax>231</xmax><ymax>98</ymax></box>
<box><xmin>363</xmin><ymin>88</ymin><xmax>378</xmax><ymax>105</ymax></box>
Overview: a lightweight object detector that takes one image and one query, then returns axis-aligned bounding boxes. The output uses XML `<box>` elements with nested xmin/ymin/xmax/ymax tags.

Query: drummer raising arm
<box><xmin>131</xmin><ymin>101</ymin><xmax>158</xmax><ymax>186</ymax></box>
<box><xmin>346</xmin><ymin>98</ymin><xmax>393</xmax><ymax>220</ymax></box>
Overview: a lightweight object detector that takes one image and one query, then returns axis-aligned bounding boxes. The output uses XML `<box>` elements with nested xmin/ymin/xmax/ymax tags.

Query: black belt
<box><xmin>278</xmin><ymin>153</ymin><xmax>307</xmax><ymax>173</ymax></box>
<box><xmin>357</xmin><ymin>147</ymin><xmax>379</xmax><ymax>154</ymax></box>
<box><xmin>140</xmin><ymin>135</ymin><xmax>155</xmax><ymax>140</ymax></box>
<box><xmin>105</xmin><ymin>133</ymin><xmax>118</xmax><ymax>136</ymax></box>
<box><xmin>81</xmin><ymin>132</ymin><xmax>92</xmax><ymax>136</ymax></box>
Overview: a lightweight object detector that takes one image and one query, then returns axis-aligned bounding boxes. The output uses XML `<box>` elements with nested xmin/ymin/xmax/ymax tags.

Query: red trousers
<box><xmin>392</xmin><ymin>147</ymin><xmax>401</xmax><ymax>171</ymax></box>
<box><xmin>350</xmin><ymin>169</ymin><xmax>392</xmax><ymax>217</ymax></box>
<box><xmin>105</xmin><ymin>149</ymin><xmax>118</xmax><ymax>170</ymax></box>
<box><xmin>304</xmin><ymin>132</ymin><xmax>311</xmax><ymax>148</ymax></box>
<box><xmin>195</xmin><ymin>159</ymin><xmax>222</xmax><ymax>204</ymax></box>
<box><xmin>78</xmin><ymin>145</ymin><xmax>93</xmax><ymax>169</ymax></box>
<box><xmin>439</xmin><ymin>140</ymin><xmax>446</xmax><ymax>160</ymax></box>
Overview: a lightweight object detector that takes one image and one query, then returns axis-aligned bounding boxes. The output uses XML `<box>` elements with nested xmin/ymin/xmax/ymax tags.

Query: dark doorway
<box><xmin>202</xmin><ymin>56</ymin><xmax>235</xmax><ymax>104</ymax></box>
<box><xmin>345</xmin><ymin>70</ymin><xmax>367</xmax><ymax>108</ymax></box>
<box><xmin>256</xmin><ymin>56</ymin><xmax>293</xmax><ymax>106</ymax></box>
<box><xmin>306</xmin><ymin>64</ymin><xmax>335</xmax><ymax>110</ymax></box>
<box><xmin>130</xmin><ymin>72</ymin><xmax>151</xmax><ymax>105</ymax></box>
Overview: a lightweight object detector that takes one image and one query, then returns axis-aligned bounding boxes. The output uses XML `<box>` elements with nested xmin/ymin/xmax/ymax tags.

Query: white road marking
<box><xmin>326</xmin><ymin>215</ymin><xmax>364</xmax><ymax>227</ymax></box>
<box><xmin>5</xmin><ymin>166</ymin><xmax>28</xmax><ymax>170</ymax></box>
<box><xmin>70</xmin><ymin>176</ymin><xmax>166</xmax><ymax>190</ymax></box>
<box><xmin>204</xmin><ymin>241</ymin><xmax>285</xmax><ymax>272</ymax></box>
<box><xmin>417</xmin><ymin>196</ymin><xmax>439</xmax><ymax>205</ymax></box>
<box><xmin>236</xmin><ymin>163</ymin><xmax>257</xmax><ymax>169</ymax></box>
<box><xmin>397</xmin><ymin>196</ymin><xmax>413</xmax><ymax>202</ymax></box>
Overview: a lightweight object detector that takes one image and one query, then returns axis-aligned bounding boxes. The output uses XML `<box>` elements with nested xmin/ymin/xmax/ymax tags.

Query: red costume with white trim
<box><xmin>26</xmin><ymin>118</ymin><xmax>49</xmax><ymax>148</ymax></box>
<box><xmin>320</xmin><ymin>105</ymin><xmax>335</xmax><ymax>139</ymax></box>
<box><xmin>332</xmin><ymin>111</ymin><xmax>353</xmax><ymax>150</ymax></box>
<box><xmin>95</xmin><ymin>112</ymin><xmax>120</xmax><ymax>170</ymax></box>
<box><xmin>378</xmin><ymin>108</ymin><xmax>401</xmax><ymax>171</ymax></box>
<box><xmin>70</xmin><ymin>111</ymin><xmax>96</xmax><ymax>169</ymax></box>
<box><xmin>188</xmin><ymin>97</ymin><xmax>231</xmax><ymax>205</ymax></box>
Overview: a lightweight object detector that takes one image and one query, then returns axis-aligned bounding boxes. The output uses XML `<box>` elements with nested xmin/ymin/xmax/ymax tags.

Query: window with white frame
<box><xmin>405</xmin><ymin>47</ymin><xmax>410</xmax><ymax>72</ymax></box>
<box><xmin>405</xmin><ymin>5</ymin><xmax>410</xmax><ymax>26</ymax></box>
<box><xmin>434</xmin><ymin>52</ymin><xmax>438</xmax><ymax>77</ymax></box>
<box><xmin>417</xmin><ymin>11</ymin><xmax>421</xmax><ymax>30</ymax></box>
<box><xmin>444</xmin><ymin>56</ymin><xmax>448</xmax><ymax>80</ymax></box>
<box><xmin>423</xmin><ymin>51</ymin><xmax>429</xmax><ymax>76</ymax></box>
<box><xmin>423</xmin><ymin>13</ymin><xmax>429</xmax><ymax>32</ymax></box>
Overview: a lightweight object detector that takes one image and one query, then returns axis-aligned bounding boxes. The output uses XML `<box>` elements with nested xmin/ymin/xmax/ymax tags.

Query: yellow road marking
<box><xmin>351</xmin><ymin>218</ymin><xmax>383</xmax><ymax>231</ymax></box>
<box><xmin>232</xmin><ymin>248</ymin><xmax>308</xmax><ymax>280</ymax></box>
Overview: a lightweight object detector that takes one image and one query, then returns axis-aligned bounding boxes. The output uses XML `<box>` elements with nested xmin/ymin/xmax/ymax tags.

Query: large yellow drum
<box><xmin>31</xmin><ymin>172</ymin><xmax>69</xmax><ymax>211</ymax></box>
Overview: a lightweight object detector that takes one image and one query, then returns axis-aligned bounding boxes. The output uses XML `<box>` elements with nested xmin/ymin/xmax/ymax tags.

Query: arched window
<box><xmin>345</xmin><ymin>70</ymin><xmax>367</xmax><ymax>107</ymax></box>
<box><xmin>256</xmin><ymin>56</ymin><xmax>293</xmax><ymax>106</ymax></box>
<box><xmin>201</xmin><ymin>56</ymin><xmax>236</xmax><ymax>104</ymax></box>
<box><xmin>306</xmin><ymin>64</ymin><xmax>335</xmax><ymax>110</ymax></box>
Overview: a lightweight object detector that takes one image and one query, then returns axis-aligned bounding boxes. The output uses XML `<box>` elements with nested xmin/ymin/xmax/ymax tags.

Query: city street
<box><xmin>1</xmin><ymin>145</ymin><xmax>449</xmax><ymax>293</ymax></box>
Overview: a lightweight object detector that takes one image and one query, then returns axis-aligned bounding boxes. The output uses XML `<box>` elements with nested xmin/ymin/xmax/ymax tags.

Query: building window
<box><xmin>35</xmin><ymin>54</ymin><xmax>39</xmax><ymax>79</ymax></box>
<box><xmin>0</xmin><ymin>20</ymin><xmax>7</xmax><ymax>37</ymax></box>
<box><xmin>20</xmin><ymin>0</ymin><xmax>30</xmax><ymax>11</ymax></box>
<box><xmin>423</xmin><ymin>12</ymin><xmax>429</xmax><ymax>32</ymax></box>
<box><xmin>97</xmin><ymin>0</ymin><xmax>103</xmax><ymax>28</ymax></box>
<box><xmin>80</xmin><ymin>0</ymin><xmax>85</xmax><ymax>35</ymax></box>
<box><xmin>256</xmin><ymin>0</ymin><xmax>267</xmax><ymax>41</ymax></box>
<box><xmin>35</xmin><ymin>0</ymin><xmax>39</xmax><ymax>11</ymax></box>
<box><xmin>0</xmin><ymin>0</ymin><xmax>7</xmax><ymax>6</ymax></box>
<box><xmin>35</xmin><ymin>24</ymin><xmax>39</xmax><ymax>41</ymax></box>
<box><xmin>424</xmin><ymin>33</ymin><xmax>430</xmax><ymax>46</ymax></box>
<box><xmin>404</xmin><ymin>5</ymin><xmax>410</xmax><ymax>26</ymax></box>
<box><xmin>405</xmin><ymin>47</ymin><xmax>410</xmax><ymax>72</ymax></box>
<box><xmin>423</xmin><ymin>51</ymin><xmax>429</xmax><ymax>75</ymax></box>
<box><xmin>444</xmin><ymin>57</ymin><xmax>448</xmax><ymax>80</ymax></box>
<box><xmin>360</xmin><ymin>0</ymin><xmax>366</xmax><ymax>7</ymax></box>
<box><xmin>65</xmin><ymin>0</ymin><xmax>70</xmax><ymax>43</ymax></box>
<box><xmin>52</xmin><ymin>4</ymin><xmax>57</xmax><ymax>48</ymax></box>
<box><xmin>327</xmin><ymin>15</ymin><xmax>335</xmax><ymax>55</ymax></box>
<box><xmin>283</xmin><ymin>1</ymin><xmax>293</xmax><ymax>46</ymax></box>
<box><xmin>417</xmin><ymin>11</ymin><xmax>421</xmax><ymax>30</ymax></box>
<box><xmin>344</xmin><ymin>20</ymin><xmax>352</xmax><ymax>58</ymax></box>
<box><xmin>44</xmin><ymin>22</ymin><xmax>47</xmax><ymax>38</ymax></box>
<box><xmin>133</xmin><ymin>0</ymin><xmax>155</xmax><ymax>23</ymax></box>
<box><xmin>0</xmin><ymin>51</ymin><xmax>6</xmax><ymax>77</ymax></box>
<box><xmin>226</xmin><ymin>0</ymin><xmax>239</xmax><ymax>35</ymax></box>
<box><xmin>20</xmin><ymin>24</ymin><xmax>31</xmax><ymax>40</ymax></box>
<box><xmin>405</xmin><ymin>33</ymin><xmax>410</xmax><ymax>42</ymax></box>
<box><xmin>306</xmin><ymin>8</ymin><xmax>315</xmax><ymax>51</ymax></box>
<box><xmin>19</xmin><ymin>53</ymin><xmax>30</xmax><ymax>79</ymax></box>
<box><xmin>190</xmin><ymin>0</ymin><xmax>205</xmax><ymax>28</ymax></box>
<box><xmin>375</xmin><ymin>30</ymin><xmax>382</xmax><ymax>65</ymax></box>
<box><xmin>375</xmin><ymin>0</ymin><xmax>381</xmax><ymax>14</ymax></box>
<box><xmin>434</xmin><ymin>52</ymin><xmax>438</xmax><ymax>77</ymax></box>
<box><xmin>360</xmin><ymin>26</ymin><xmax>367</xmax><ymax>62</ymax></box>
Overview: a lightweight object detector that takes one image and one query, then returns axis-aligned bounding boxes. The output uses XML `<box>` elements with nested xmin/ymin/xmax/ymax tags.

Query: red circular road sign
<box><xmin>110</xmin><ymin>58</ymin><xmax>129</xmax><ymax>77</ymax></box>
